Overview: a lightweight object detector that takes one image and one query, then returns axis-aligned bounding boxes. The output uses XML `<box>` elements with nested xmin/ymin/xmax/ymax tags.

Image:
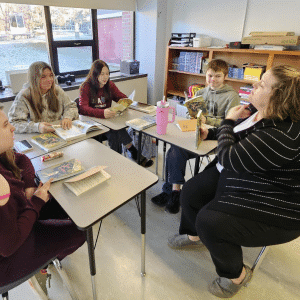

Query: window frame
<box><xmin>44</xmin><ymin>6</ymin><xmax>99</xmax><ymax>76</ymax></box>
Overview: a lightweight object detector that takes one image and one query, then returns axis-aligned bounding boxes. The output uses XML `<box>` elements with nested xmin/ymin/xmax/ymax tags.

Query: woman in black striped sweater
<box><xmin>168</xmin><ymin>65</ymin><xmax>300</xmax><ymax>298</ymax></box>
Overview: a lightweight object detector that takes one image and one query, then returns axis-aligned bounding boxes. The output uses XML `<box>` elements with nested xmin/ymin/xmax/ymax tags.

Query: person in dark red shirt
<box><xmin>79</xmin><ymin>60</ymin><xmax>153</xmax><ymax>167</ymax></box>
<box><xmin>0</xmin><ymin>107</ymin><xmax>85</xmax><ymax>293</ymax></box>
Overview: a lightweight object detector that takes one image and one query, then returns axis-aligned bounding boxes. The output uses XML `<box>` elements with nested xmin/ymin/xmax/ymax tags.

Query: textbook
<box><xmin>31</xmin><ymin>133</ymin><xmax>67</xmax><ymax>152</ymax></box>
<box><xmin>36</xmin><ymin>159</ymin><xmax>85</xmax><ymax>183</ymax></box>
<box><xmin>125</xmin><ymin>115</ymin><xmax>156</xmax><ymax>131</ymax></box>
<box><xmin>195</xmin><ymin>110</ymin><xmax>203</xmax><ymax>149</ymax></box>
<box><xmin>129</xmin><ymin>101</ymin><xmax>156</xmax><ymax>114</ymax></box>
<box><xmin>110</xmin><ymin>98</ymin><xmax>133</xmax><ymax>114</ymax></box>
<box><xmin>52</xmin><ymin>120</ymin><xmax>104</xmax><ymax>141</ymax></box>
<box><xmin>64</xmin><ymin>166</ymin><xmax>111</xmax><ymax>196</ymax></box>
<box><xmin>176</xmin><ymin>119</ymin><xmax>197</xmax><ymax>132</ymax></box>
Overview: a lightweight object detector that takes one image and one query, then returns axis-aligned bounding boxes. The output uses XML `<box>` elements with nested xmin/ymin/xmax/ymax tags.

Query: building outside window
<box><xmin>0</xmin><ymin>3</ymin><xmax>134</xmax><ymax>88</ymax></box>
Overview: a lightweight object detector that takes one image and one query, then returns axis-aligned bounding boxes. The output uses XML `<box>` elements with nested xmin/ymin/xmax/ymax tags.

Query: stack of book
<box><xmin>178</xmin><ymin>52</ymin><xmax>206</xmax><ymax>73</ymax></box>
<box><xmin>239</xmin><ymin>85</ymin><xmax>253</xmax><ymax>105</ymax></box>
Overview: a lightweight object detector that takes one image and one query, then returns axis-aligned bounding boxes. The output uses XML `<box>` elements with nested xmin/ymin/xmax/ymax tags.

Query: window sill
<box><xmin>0</xmin><ymin>73</ymin><xmax>147</xmax><ymax>102</ymax></box>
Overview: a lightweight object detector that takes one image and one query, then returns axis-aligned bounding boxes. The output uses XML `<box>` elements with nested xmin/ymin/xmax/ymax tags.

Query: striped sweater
<box><xmin>206</xmin><ymin>116</ymin><xmax>300</xmax><ymax>230</ymax></box>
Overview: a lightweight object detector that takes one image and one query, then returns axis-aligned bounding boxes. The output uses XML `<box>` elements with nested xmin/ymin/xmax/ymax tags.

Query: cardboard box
<box><xmin>228</xmin><ymin>67</ymin><xmax>244</xmax><ymax>80</ymax></box>
<box><xmin>242</xmin><ymin>35</ymin><xmax>300</xmax><ymax>46</ymax></box>
<box><xmin>249</xmin><ymin>31</ymin><xmax>295</xmax><ymax>37</ymax></box>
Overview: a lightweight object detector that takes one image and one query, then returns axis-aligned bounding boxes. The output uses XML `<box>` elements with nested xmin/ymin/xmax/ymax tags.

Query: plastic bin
<box><xmin>193</xmin><ymin>37</ymin><xmax>212</xmax><ymax>47</ymax></box>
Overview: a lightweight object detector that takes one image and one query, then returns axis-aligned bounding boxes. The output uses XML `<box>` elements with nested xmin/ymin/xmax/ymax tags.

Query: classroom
<box><xmin>1</xmin><ymin>0</ymin><xmax>300</xmax><ymax>299</ymax></box>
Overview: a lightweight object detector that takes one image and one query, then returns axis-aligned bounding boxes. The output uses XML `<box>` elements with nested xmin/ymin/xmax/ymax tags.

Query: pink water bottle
<box><xmin>156</xmin><ymin>98</ymin><xmax>175</xmax><ymax>135</ymax></box>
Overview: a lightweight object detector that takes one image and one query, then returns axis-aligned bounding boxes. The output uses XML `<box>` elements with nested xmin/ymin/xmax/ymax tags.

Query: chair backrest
<box><xmin>74</xmin><ymin>97</ymin><xmax>80</xmax><ymax>113</ymax></box>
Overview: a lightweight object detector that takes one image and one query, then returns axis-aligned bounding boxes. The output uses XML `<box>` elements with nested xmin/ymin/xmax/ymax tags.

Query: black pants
<box><xmin>105</xmin><ymin>128</ymin><xmax>132</xmax><ymax>154</ymax></box>
<box><xmin>179</xmin><ymin>166</ymin><xmax>300</xmax><ymax>279</ymax></box>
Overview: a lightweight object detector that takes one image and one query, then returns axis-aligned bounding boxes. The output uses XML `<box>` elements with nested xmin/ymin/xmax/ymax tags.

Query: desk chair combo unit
<box><xmin>0</xmin><ymin>258</ymin><xmax>79</xmax><ymax>300</ymax></box>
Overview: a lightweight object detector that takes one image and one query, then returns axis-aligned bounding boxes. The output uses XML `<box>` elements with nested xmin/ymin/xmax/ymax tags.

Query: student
<box><xmin>0</xmin><ymin>107</ymin><xmax>86</xmax><ymax>296</ymax></box>
<box><xmin>79</xmin><ymin>59</ymin><xmax>153</xmax><ymax>167</ymax></box>
<box><xmin>8</xmin><ymin>61</ymin><xmax>78</xmax><ymax>133</ymax></box>
<box><xmin>168</xmin><ymin>65</ymin><xmax>300</xmax><ymax>298</ymax></box>
<box><xmin>151</xmin><ymin>59</ymin><xmax>240</xmax><ymax>214</ymax></box>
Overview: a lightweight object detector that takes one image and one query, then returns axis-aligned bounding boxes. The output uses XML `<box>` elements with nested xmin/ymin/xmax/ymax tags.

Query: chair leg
<box><xmin>251</xmin><ymin>246</ymin><xmax>269</xmax><ymax>272</ymax></box>
<box><xmin>28</xmin><ymin>276</ymin><xmax>49</xmax><ymax>300</ymax></box>
<box><xmin>52</xmin><ymin>259</ymin><xmax>80</xmax><ymax>300</ymax></box>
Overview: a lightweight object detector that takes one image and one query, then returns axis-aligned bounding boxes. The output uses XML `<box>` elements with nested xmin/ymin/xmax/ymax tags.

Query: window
<box><xmin>0</xmin><ymin>3</ymin><xmax>135</xmax><ymax>87</ymax></box>
<box><xmin>0</xmin><ymin>3</ymin><xmax>48</xmax><ymax>86</ymax></box>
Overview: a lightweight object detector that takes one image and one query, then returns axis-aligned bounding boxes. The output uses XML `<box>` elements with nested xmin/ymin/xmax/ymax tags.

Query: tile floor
<box><xmin>6</xmin><ymin>143</ymin><xmax>300</xmax><ymax>300</ymax></box>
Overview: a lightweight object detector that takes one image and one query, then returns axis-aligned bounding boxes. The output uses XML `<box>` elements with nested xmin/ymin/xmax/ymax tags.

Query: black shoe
<box><xmin>127</xmin><ymin>145</ymin><xmax>138</xmax><ymax>160</ymax></box>
<box><xmin>151</xmin><ymin>192</ymin><xmax>170</xmax><ymax>207</ymax></box>
<box><xmin>165</xmin><ymin>190</ymin><xmax>181</xmax><ymax>214</ymax></box>
<box><xmin>140</xmin><ymin>156</ymin><xmax>154</xmax><ymax>168</ymax></box>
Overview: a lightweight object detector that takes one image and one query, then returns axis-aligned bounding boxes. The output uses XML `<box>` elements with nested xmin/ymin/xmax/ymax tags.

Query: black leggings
<box><xmin>179</xmin><ymin>166</ymin><xmax>300</xmax><ymax>279</ymax></box>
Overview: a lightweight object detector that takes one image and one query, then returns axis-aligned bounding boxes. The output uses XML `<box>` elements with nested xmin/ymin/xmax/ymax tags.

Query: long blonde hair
<box><xmin>0</xmin><ymin>107</ymin><xmax>21</xmax><ymax>179</ymax></box>
<box><xmin>26</xmin><ymin>61</ymin><xmax>59</xmax><ymax>120</ymax></box>
<box><xmin>265</xmin><ymin>65</ymin><xmax>300</xmax><ymax>122</ymax></box>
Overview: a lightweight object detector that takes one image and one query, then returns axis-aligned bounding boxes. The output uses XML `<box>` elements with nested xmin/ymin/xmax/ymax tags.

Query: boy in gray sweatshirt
<box><xmin>152</xmin><ymin>59</ymin><xmax>240</xmax><ymax>213</ymax></box>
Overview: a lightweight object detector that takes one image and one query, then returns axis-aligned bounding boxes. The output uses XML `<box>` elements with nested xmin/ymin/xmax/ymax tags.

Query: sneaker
<box><xmin>151</xmin><ymin>192</ymin><xmax>170</xmax><ymax>207</ymax></box>
<box><xmin>208</xmin><ymin>265</ymin><xmax>253</xmax><ymax>298</ymax></box>
<box><xmin>168</xmin><ymin>234</ymin><xmax>203</xmax><ymax>249</ymax></box>
<box><xmin>165</xmin><ymin>190</ymin><xmax>181</xmax><ymax>214</ymax></box>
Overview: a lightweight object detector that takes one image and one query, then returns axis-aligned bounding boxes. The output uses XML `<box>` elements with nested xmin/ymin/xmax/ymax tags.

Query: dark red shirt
<box><xmin>79</xmin><ymin>81</ymin><xmax>127</xmax><ymax>119</ymax></box>
<box><xmin>0</xmin><ymin>153</ymin><xmax>45</xmax><ymax>257</ymax></box>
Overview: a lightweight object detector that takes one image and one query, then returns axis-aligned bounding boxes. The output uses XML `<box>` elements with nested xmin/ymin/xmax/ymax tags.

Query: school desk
<box><xmin>30</xmin><ymin>138</ymin><xmax>158</xmax><ymax>300</ymax></box>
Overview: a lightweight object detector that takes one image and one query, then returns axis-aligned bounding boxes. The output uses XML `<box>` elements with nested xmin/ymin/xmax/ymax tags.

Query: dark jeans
<box><xmin>162</xmin><ymin>146</ymin><xmax>196</xmax><ymax>194</ymax></box>
<box><xmin>0</xmin><ymin>198</ymin><xmax>86</xmax><ymax>286</ymax></box>
<box><xmin>105</xmin><ymin>128</ymin><xmax>132</xmax><ymax>154</ymax></box>
<box><xmin>179</xmin><ymin>166</ymin><xmax>300</xmax><ymax>279</ymax></box>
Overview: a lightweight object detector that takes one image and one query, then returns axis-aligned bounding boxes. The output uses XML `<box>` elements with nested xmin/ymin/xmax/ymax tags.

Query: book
<box><xmin>52</xmin><ymin>120</ymin><xmax>104</xmax><ymax>141</ymax></box>
<box><xmin>176</xmin><ymin>119</ymin><xmax>197</xmax><ymax>132</ymax></box>
<box><xmin>64</xmin><ymin>166</ymin><xmax>111</xmax><ymax>196</ymax></box>
<box><xmin>195</xmin><ymin>110</ymin><xmax>203</xmax><ymax>149</ymax></box>
<box><xmin>31</xmin><ymin>133</ymin><xmax>67</xmax><ymax>152</ymax></box>
<box><xmin>110</xmin><ymin>98</ymin><xmax>133</xmax><ymax>114</ymax></box>
<box><xmin>184</xmin><ymin>95</ymin><xmax>208</xmax><ymax>119</ymax></box>
<box><xmin>36</xmin><ymin>159</ymin><xmax>85</xmax><ymax>183</ymax></box>
<box><xmin>125</xmin><ymin>115</ymin><xmax>156</xmax><ymax>131</ymax></box>
<box><xmin>129</xmin><ymin>102</ymin><xmax>156</xmax><ymax>114</ymax></box>
<box><xmin>254</xmin><ymin>45</ymin><xmax>286</xmax><ymax>51</ymax></box>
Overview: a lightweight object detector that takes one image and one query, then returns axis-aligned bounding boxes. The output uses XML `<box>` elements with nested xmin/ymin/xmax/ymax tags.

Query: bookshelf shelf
<box><xmin>164</xmin><ymin>45</ymin><xmax>300</xmax><ymax>99</ymax></box>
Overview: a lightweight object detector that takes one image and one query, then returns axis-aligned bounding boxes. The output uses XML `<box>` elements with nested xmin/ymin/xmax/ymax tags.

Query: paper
<box><xmin>64</xmin><ymin>166</ymin><xmax>111</xmax><ymax>196</ymax></box>
<box><xmin>128</xmin><ymin>90</ymin><xmax>136</xmax><ymax>101</ymax></box>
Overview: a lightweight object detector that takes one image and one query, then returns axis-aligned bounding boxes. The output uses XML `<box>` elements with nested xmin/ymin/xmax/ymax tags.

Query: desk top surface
<box><xmin>88</xmin><ymin>108</ymin><xmax>149</xmax><ymax>130</ymax></box>
<box><xmin>142</xmin><ymin>115</ymin><xmax>217</xmax><ymax>156</ymax></box>
<box><xmin>14</xmin><ymin>115</ymin><xmax>109</xmax><ymax>159</ymax></box>
<box><xmin>30</xmin><ymin>138</ymin><xmax>158</xmax><ymax>229</ymax></box>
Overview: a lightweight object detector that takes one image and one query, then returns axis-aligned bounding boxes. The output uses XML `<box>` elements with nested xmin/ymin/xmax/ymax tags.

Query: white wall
<box><xmin>167</xmin><ymin>0</ymin><xmax>247</xmax><ymax>46</ymax></box>
<box><xmin>243</xmin><ymin>0</ymin><xmax>300</xmax><ymax>37</ymax></box>
<box><xmin>135</xmin><ymin>0</ymin><xmax>158</xmax><ymax>105</ymax></box>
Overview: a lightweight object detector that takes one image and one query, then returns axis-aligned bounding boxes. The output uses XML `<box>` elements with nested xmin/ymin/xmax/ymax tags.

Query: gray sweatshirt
<box><xmin>8</xmin><ymin>85</ymin><xmax>79</xmax><ymax>133</ymax></box>
<box><xmin>195</xmin><ymin>84</ymin><xmax>240</xmax><ymax>127</ymax></box>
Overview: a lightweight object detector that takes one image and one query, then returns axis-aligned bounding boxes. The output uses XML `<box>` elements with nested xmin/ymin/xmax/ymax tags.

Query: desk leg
<box><xmin>86</xmin><ymin>227</ymin><xmax>98</xmax><ymax>300</ymax></box>
<box><xmin>137</xmin><ymin>131</ymin><xmax>142</xmax><ymax>165</ymax></box>
<box><xmin>155</xmin><ymin>139</ymin><xmax>159</xmax><ymax>175</ymax></box>
<box><xmin>194</xmin><ymin>156</ymin><xmax>200</xmax><ymax>176</ymax></box>
<box><xmin>162</xmin><ymin>142</ymin><xmax>166</xmax><ymax>181</ymax></box>
<box><xmin>141</xmin><ymin>191</ymin><xmax>146</xmax><ymax>277</ymax></box>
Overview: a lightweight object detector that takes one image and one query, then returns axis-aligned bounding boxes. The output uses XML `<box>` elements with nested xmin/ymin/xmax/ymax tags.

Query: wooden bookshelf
<box><xmin>164</xmin><ymin>46</ymin><xmax>300</xmax><ymax>99</ymax></box>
